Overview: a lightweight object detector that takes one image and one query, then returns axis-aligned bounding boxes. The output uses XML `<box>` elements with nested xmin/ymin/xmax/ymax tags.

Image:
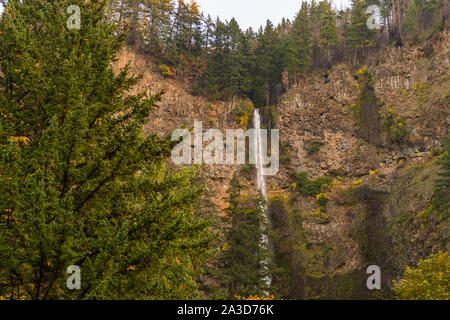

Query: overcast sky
<box><xmin>195</xmin><ymin>0</ymin><xmax>351</xmax><ymax>31</ymax></box>
<box><xmin>0</xmin><ymin>1</ymin><xmax>352</xmax><ymax>30</ymax></box>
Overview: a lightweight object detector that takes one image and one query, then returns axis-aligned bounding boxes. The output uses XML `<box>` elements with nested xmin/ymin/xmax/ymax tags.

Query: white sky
<box><xmin>0</xmin><ymin>1</ymin><xmax>352</xmax><ymax>30</ymax></box>
<box><xmin>195</xmin><ymin>0</ymin><xmax>351</xmax><ymax>31</ymax></box>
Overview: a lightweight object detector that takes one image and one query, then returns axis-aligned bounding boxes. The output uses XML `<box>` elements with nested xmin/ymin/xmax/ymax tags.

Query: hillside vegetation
<box><xmin>0</xmin><ymin>0</ymin><xmax>449</xmax><ymax>300</ymax></box>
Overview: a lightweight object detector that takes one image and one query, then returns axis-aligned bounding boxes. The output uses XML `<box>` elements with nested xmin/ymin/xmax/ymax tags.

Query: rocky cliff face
<box><xmin>115</xmin><ymin>48</ymin><xmax>246</xmax><ymax>211</ymax></box>
<box><xmin>116</xmin><ymin>29</ymin><xmax>449</xmax><ymax>299</ymax></box>
<box><xmin>267</xmin><ymin>30</ymin><xmax>449</xmax><ymax>299</ymax></box>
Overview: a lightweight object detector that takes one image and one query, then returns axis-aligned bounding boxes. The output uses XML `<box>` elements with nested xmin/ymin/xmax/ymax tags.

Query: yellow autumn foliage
<box><xmin>315</xmin><ymin>193</ymin><xmax>328</xmax><ymax>200</ymax></box>
<box><xmin>236</xmin><ymin>113</ymin><xmax>250</xmax><ymax>130</ymax></box>
<box><xmin>235</xmin><ymin>294</ymin><xmax>275</xmax><ymax>300</ymax></box>
<box><xmin>159</xmin><ymin>64</ymin><xmax>173</xmax><ymax>76</ymax></box>
<box><xmin>393</xmin><ymin>252</ymin><xmax>450</xmax><ymax>300</ymax></box>
<box><xmin>9</xmin><ymin>136</ymin><xmax>30</xmax><ymax>145</ymax></box>
<box><xmin>356</xmin><ymin>66</ymin><xmax>368</xmax><ymax>75</ymax></box>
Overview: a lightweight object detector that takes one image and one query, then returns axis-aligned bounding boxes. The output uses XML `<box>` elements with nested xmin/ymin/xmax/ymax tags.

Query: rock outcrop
<box><xmin>266</xmin><ymin>30</ymin><xmax>449</xmax><ymax>299</ymax></box>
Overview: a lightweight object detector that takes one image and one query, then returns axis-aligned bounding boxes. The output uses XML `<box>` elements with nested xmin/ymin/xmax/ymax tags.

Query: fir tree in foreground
<box><xmin>0</xmin><ymin>0</ymin><xmax>213</xmax><ymax>300</ymax></box>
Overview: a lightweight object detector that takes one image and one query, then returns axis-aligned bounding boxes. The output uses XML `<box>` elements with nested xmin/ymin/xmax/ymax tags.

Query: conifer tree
<box><xmin>285</xmin><ymin>1</ymin><xmax>312</xmax><ymax>81</ymax></box>
<box><xmin>309</xmin><ymin>0</ymin><xmax>321</xmax><ymax>69</ymax></box>
<box><xmin>345</xmin><ymin>0</ymin><xmax>374</xmax><ymax>64</ymax></box>
<box><xmin>122</xmin><ymin>0</ymin><xmax>143</xmax><ymax>46</ymax></box>
<box><xmin>204</xmin><ymin>14</ymin><xmax>215</xmax><ymax>50</ymax></box>
<box><xmin>218</xmin><ymin>177</ymin><xmax>271</xmax><ymax>298</ymax></box>
<box><xmin>226</xmin><ymin>18</ymin><xmax>245</xmax><ymax>97</ymax></box>
<box><xmin>204</xmin><ymin>18</ymin><xmax>230</xmax><ymax>98</ymax></box>
<box><xmin>403</xmin><ymin>0</ymin><xmax>419</xmax><ymax>39</ymax></box>
<box><xmin>0</xmin><ymin>0</ymin><xmax>213</xmax><ymax>300</ymax></box>
<box><xmin>205</xmin><ymin>18</ymin><xmax>254</xmax><ymax>100</ymax></box>
<box><xmin>252</xmin><ymin>20</ymin><xmax>283</xmax><ymax>106</ymax></box>
<box><xmin>141</xmin><ymin>0</ymin><xmax>175</xmax><ymax>56</ymax></box>
<box><xmin>238</xmin><ymin>30</ymin><xmax>256</xmax><ymax>97</ymax></box>
<box><xmin>319</xmin><ymin>1</ymin><xmax>339</xmax><ymax>66</ymax></box>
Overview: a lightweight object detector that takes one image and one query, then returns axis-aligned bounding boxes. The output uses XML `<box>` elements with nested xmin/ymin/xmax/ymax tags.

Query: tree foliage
<box><xmin>393</xmin><ymin>252</ymin><xmax>450</xmax><ymax>300</ymax></box>
<box><xmin>345</xmin><ymin>0</ymin><xmax>374</xmax><ymax>64</ymax></box>
<box><xmin>0</xmin><ymin>0</ymin><xmax>213</xmax><ymax>300</ymax></box>
<box><xmin>216</xmin><ymin>178</ymin><xmax>272</xmax><ymax>299</ymax></box>
<box><xmin>285</xmin><ymin>2</ymin><xmax>312</xmax><ymax>81</ymax></box>
<box><xmin>319</xmin><ymin>1</ymin><xmax>338</xmax><ymax>65</ymax></box>
<box><xmin>104</xmin><ymin>0</ymin><xmax>449</xmax><ymax>103</ymax></box>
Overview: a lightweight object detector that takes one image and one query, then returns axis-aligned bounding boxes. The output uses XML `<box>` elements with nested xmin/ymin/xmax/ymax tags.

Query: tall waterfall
<box><xmin>252</xmin><ymin>109</ymin><xmax>271</xmax><ymax>288</ymax></box>
<box><xmin>253</xmin><ymin>109</ymin><xmax>267</xmax><ymax>200</ymax></box>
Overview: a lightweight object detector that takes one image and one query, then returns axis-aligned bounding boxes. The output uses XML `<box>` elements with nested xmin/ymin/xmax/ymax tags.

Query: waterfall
<box><xmin>253</xmin><ymin>109</ymin><xmax>267</xmax><ymax>200</ymax></box>
<box><xmin>252</xmin><ymin>109</ymin><xmax>272</xmax><ymax>288</ymax></box>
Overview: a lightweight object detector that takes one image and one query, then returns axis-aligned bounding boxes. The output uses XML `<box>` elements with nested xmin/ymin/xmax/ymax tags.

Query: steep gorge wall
<box><xmin>114</xmin><ymin>29</ymin><xmax>449</xmax><ymax>298</ymax></box>
<box><xmin>268</xmin><ymin>30</ymin><xmax>449</xmax><ymax>299</ymax></box>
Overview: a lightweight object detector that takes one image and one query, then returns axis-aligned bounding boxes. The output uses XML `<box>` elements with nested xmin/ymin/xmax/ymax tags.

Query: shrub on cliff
<box><xmin>159</xmin><ymin>64</ymin><xmax>173</xmax><ymax>76</ymax></box>
<box><xmin>231</xmin><ymin>100</ymin><xmax>255</xmax><ymax>118</ymax></box>
<box><xmin>231</xmin><ymin>100</ymin><xmax>255</xmax><ymax>129</ymax></box>
<box><xmin>382</xmin><ymin>108</ymin><xmax>409</xmax><ymax>145</ymax></box>
<box><xmin>393</xmin><ymin>252</ymin><xmax>450</xmax><ymax>300</ymax></box>
<box><xmin>296</xmin><ymin>172</ymin><xmax>333</xmax><ymax>196</ymax></box>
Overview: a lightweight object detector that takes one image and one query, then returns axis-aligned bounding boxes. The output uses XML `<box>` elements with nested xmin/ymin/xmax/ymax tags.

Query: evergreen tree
<box><xmin>218</xmin><ymin>177</ymin><xmax>271</xmax><ymax>298</ymax></box>
<box><xmin>204</xmin><ymin>18</ymin><xmax>229</xmax><ymax>99</ymax></box>
<box><xmin>225</xmin><ymin>18</ymin><xmax>245</xmax><ymax>97</ymax></box>
<box><xmin>285</xmin><ymin>1</ymin><xmax>312</xmax><ymax>81</ymax></box>
<box><xmin>403</xmin><ymin>0</ymin><xmax>419</xmax><ymax>39</ymax></box>
<box><xmin>122</xmin><ymin>0</ymin><xmax>143</xmax><ymax>46</ymax></box>
<box><xmin>161</xmin><ymin>0</ymin><xmax>186</xmax><ymax>64</ymax></box>
<box><xmin>238</xmin><ymin>30</ymin><xmax>255</xmax><ymax>97</ymax></box>
<box><xmin>141</xmin><ymin>0</ymin><xmax>175</xmax><ymax>56</ymax></box>
<box><xmin>172</xmin><ymin>0</ymin><xmax>202</xmax><ymax>55</ymax></box>
<box><xmin>319</xmin><ymin>1</ymin><xmax>339</xmax><ymax>66</ymax></box>
<box><xmin>172</xmin><ymin>0</ymin><xmax>191</xmax><ymax>54</ymax></box>
<box><xmin>309</xmin><ymin>0</ymin><xmax>322</xmax><ymax>69</ymax></box>
<box><xmin>0</xmin><ymin>0</ymin><xmax>213</xmax><ymax>300</ymax></box>
<box><xmin>345</xmin><ymin>0</ymin><xmax>374</xmax><ymax>64</ymax></box>
<box><xmin>205</xmin><ymin>18</ymin><xmax>254</xmax><ymax>100</ymax></box>
<box><xmin>204</xmin><ymin>14</ymin><xmax>215</xmax><ymax>50</ymax></box>
<box><xmin>252</xmin><ymin>20</ymin><xmax>283</xmax><ymax>106</ymax></box>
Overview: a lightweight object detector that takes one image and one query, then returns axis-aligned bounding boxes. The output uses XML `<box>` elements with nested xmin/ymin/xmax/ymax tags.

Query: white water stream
<box><xmin>253</xmin><ymin>109</ymin><xmax>267</xmax><ymax>200</ymax></box>
<box><xmin>252</xmin><ymin>109</ymin><xmax>272</xmax><ymax>288</ymax></box>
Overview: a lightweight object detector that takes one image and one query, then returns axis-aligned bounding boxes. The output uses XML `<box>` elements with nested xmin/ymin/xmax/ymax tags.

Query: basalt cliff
<box><xmin>117</xmin><ymin>29</ymin><xmax>449</xmax><ymax>299</ymax></box>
